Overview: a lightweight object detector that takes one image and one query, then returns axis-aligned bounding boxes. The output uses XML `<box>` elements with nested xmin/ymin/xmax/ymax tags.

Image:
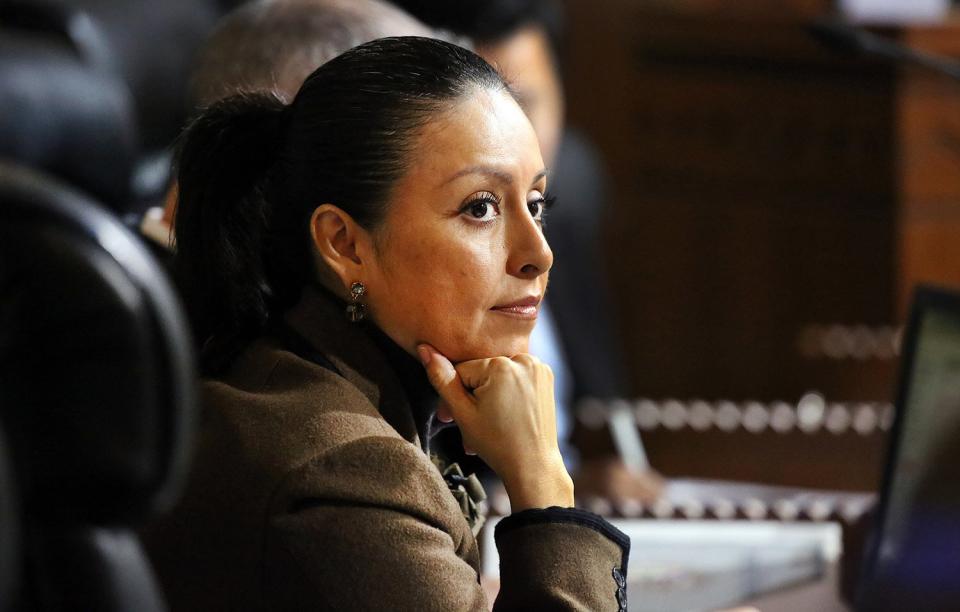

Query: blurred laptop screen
<box><xmin>862</xmin><ymin>289</ymin><xmax>960</xmax><ymax>609</ymax></box>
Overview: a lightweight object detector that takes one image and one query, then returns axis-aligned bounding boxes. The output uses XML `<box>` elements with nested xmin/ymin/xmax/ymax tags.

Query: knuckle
<box><xmin>454</xmin><ymin>361</ymin><xmax>480</xmax><ymax>382</ymax></box>
<box><xmin>489</xmin><ymin>356</ymin><xmax>512</xmax><ymax>373</ymax></box>
<box><xmin>514</xmin><ymin>353</ymin><xmax>538</xmax><ymax>367</ymax></box>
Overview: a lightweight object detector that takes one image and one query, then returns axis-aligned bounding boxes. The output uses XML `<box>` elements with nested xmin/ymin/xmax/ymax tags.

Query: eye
<box><xmin>527</xmin><ymin>199</ymin><xmax>544</xmax><ymax>220</ymax></box>
<box><xmin>460</xmin><ymin>192</ymin><xmax>500</xmax><ymax>223</ymax></box>
<box><xmin>527</xmin><ymin>192</ymin><xmax>556</xmax><ymax>223</ymax></box>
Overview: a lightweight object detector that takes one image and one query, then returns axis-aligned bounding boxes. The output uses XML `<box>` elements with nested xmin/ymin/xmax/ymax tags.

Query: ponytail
<box><xmin>172</xmin><ymin>92</ymin><xmax>292</xmax><ymax>365</ymax></box>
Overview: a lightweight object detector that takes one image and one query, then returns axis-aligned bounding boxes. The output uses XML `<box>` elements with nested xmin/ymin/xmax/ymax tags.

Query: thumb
<box><xmin>417</xmin><ymin>344</ymin><xmax>475</xmax><ymax>419</ymax></box>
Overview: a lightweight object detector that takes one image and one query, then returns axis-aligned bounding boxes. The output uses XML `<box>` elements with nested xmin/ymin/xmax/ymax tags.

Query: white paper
<box><xmin>839</xmin><ymin>0</ymin><xmax>949</xmax><ymax>24</ymax></box>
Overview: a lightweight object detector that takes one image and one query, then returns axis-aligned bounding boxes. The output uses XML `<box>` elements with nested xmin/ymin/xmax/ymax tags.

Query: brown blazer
<box><xmin>143</xmin><ymin>288</ymin><xmax>630</xmax><ymax>611</ymax></box>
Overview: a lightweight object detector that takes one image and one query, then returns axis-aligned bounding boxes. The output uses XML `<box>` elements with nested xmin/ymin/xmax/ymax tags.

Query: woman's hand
<box><xmin>418</xmin><ymin>344</ymin><xmax>574</xmax><ymax>511</ymax></box>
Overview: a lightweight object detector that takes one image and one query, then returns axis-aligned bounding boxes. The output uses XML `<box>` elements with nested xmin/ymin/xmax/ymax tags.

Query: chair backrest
<box><xmin>1</xmin><ymin>0</ymin><xmax>224</xmax><ymax>209</ymax></box>
<box><xmin>4</xmin><ymin>0</ymin><xmax>220</xmax><ymax>149</ymax></box>
<box><xmin>0</xmin><ymin>161</ymin><xmax>197</xmax><ymax>610</ymax></box>
<box><xmin>0</xmin><ymin>421</ymin><xmax>20</xmax><ymax>612</ymax></box>
<box><xmin>0</xmin><ymin>22</ymin><xmax>138</xmax><ymax>211</ymax></box>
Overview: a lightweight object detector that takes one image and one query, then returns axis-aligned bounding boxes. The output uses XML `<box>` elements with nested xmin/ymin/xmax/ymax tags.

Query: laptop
<box><xmin>857</xmin><ymin>286</ymin><xmax>960</xmax><ymax>610</ymax></box>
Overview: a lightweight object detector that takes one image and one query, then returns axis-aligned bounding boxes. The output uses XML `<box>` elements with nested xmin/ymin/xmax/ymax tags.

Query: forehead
<box><xmin>403</xmin><ymin>87</ymin><xmax>543</xmax><ymax>185</ymax></box>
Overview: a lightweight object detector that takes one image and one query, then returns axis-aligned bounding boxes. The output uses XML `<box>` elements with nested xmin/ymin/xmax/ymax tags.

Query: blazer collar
<box><xmin>283</xmin><ymin>285</ymin><xmax>434</xmax><ymax>449</ymax></box>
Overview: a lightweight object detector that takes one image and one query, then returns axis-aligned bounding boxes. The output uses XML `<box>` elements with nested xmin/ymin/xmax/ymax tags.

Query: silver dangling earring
<box><xmin>346</xmin><ymin>281</ymin><xmax>366</xmax><ymax>322</ymax></box>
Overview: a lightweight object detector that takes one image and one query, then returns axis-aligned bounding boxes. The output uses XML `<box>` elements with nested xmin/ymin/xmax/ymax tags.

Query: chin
<box><xmin>446</xmin><ymin>334</ymin><xmax>530</xmax><ymax>363</ymax></box>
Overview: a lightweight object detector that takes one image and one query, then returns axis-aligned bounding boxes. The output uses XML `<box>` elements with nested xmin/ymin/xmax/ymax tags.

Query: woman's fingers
<box><xmin>419</xmin><ymin>348</ymin><xmax>572</xmax><ymax>509</ymax></box>
<box><xmin>436</xmin><ymin>400</ymin><xmax>455</xmax><ymax>424</ymax></box>
<box><xmin>417</xmin><ymin>344</ymin><xmax>475</xmax><ymax>418</ymax></box>
<box><xmin>454</xmin><ymin>356</ymin><xmax>504</xmax><ymax>390</ymax></box>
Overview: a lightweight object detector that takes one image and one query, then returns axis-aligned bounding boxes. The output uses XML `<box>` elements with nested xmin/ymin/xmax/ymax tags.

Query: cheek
<box><xmin>410</xmin><ymin>240</ymin><xmax>530</xmax><ymax>362</ymax></box>
<box><xmin>408</xmin><ymin>236</ymin><xmax>497</xmax><ymax>314</ymax></box>
<box><xmin>372</xmin><ymin>229</ymin><xmax>503</xmax><ymax>353</ymax></box>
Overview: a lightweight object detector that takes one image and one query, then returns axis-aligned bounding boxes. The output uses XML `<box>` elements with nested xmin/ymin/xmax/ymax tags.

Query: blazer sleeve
<box><xmin>494</xmin><ymin>507</ymin><xmax>630</xmax><ymax>611</ymax></box>
<box><xmin>262</xmin><ymin>435</ymin><xmax>629</xmax><ymax>611</ymax></box>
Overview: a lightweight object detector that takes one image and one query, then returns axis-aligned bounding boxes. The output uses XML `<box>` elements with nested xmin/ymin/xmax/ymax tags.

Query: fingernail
<box><xmin>416</xmin><ymin>344</ymin><xmax>431</xmax><ymax>366</ymax></box>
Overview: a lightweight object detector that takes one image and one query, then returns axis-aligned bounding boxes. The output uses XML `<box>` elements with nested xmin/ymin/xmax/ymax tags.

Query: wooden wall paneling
<box><xmin>896</xmin><ymin>67</ymin><xmax>960</xmax><ymax>312</ymax></box>
<box><xmin>559</xmin><ymin>2</ymin><xmax>926</xmax><ymax>488</ymax></box>
<box><xmin>563</xmin><ymin>2</ymin><xmax>898</xmax><ymax>403</ymax></box>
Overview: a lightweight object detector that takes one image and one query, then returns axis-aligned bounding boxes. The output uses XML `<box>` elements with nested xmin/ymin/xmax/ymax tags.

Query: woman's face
<box><xmin>363</xmin><ymin>87</ymin><xmax>552</xmax><ymax>363</ymax></box>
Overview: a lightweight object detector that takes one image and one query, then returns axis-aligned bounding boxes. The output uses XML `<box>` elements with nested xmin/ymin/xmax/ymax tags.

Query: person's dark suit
<box><xmin>546</xmin><ymin>129</ymin><xmax>629</xmax><ymax>402</ymax></box>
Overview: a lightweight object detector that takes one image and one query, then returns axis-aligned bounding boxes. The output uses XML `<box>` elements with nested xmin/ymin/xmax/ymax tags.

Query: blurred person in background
<box><xmin>141</xmin><ymin>0</ymin><xmax>436</xmax><ymax>247</ymax></box>
<box><xmin>391</xmin><ymin>0</ymin><xmax>663</xmax><ymax>504</ymax></box>
<box><xmin>142</xmin><ymin>35</ymin><xmax>630</xmax><ymax>610</ymax></box>
<box><xmin>186</xmin><ymin>0</ymin><xmax>435</xmax><ymax>108</ymax></box>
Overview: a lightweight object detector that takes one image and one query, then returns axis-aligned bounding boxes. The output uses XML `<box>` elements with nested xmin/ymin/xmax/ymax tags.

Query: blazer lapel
<box><xmin>283</xmin><ymin>286</ymin><xmax>422</xmax><ymax>447</ymax></box>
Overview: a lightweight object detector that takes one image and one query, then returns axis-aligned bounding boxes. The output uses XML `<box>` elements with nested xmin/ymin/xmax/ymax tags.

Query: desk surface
<box><xmin>743</xmin><ymin>564</ymin><xmax>849</xmax><ymax>611</ymax></box>
<box><xmin>481</xmin><ymin>518</ymin><xmax>849</xmax><ymax>611</ymax></box>
<box><xmin>480</xmin><ymin>567</ymin><xmax>850</xmax><ymax>611</ymax></box>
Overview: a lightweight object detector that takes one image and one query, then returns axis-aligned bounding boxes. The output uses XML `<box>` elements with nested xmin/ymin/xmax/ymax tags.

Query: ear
<box><xmin>309</xmin><ymin>204</ymin><xmax>373</xmax><ymax>291</ymax></box>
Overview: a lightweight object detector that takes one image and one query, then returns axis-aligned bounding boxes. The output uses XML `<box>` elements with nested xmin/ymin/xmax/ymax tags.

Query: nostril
<box><xmin>520</xmin><ymin>263</ymin><xmax>539</xmax><ymax>276</ymax></box>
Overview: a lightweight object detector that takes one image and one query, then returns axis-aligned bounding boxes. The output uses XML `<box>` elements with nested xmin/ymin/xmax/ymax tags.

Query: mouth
<box><xmin>490</xmin><ymin>295</ymin><xmax>541</xmax><ymax>320</ymax></box>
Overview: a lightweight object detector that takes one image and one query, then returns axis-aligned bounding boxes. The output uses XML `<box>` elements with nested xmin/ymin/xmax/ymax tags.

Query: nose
<box><xmin>506</xmin><ymin>207</ymin><xmax>553</xmax><ymax>280</ymax></box>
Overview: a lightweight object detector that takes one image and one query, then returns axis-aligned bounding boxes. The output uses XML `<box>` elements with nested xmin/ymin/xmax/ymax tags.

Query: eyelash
<box><xmin>530</xmin><ymin>194</ymin><xmax>557</xmax><ymax>225</ymax></box>
<box><xmin>461</xmin><ymin>193</ymin><xmax>501</xmax><ymax>223</ymax></box>
<box><xmin>459</xmin><ymin>192</ymin><xmax>556</xmax><ymax>226</ymax></box>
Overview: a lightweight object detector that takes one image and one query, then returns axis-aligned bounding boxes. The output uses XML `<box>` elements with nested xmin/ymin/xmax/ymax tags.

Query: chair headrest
<box><xmin>0</xmin><ymin>28</ymin><xmax>138</xmax><ymax>210</ymax></box>
<box><xmin>0</xmin><ymin>162</ymin><xmax>195</xmax><ymax>525</ymax></box>
<box><xmin>19</xmin><ymin>0</ymin><xmax>221</xmax><ymax>152</ymax></box>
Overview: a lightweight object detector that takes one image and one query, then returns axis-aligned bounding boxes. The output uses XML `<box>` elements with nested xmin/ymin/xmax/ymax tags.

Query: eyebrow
<box><xmin>443</xmin><ymin>165</ymin><xmax>549</xmax><ymax>187</ymax></box>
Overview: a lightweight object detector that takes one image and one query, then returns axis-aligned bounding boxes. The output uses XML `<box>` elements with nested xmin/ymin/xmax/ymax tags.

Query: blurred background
<box><xmin>561</xmin><ymin>0</ymin><xmax>957</xmax><ymax>492</ymax></box>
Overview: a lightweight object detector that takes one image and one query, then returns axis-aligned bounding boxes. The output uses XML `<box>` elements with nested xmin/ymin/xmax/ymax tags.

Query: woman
<box><xmin>144</xmin><ymin>37</ymin><xmax>629</xmax><ymax>611</ymax></box>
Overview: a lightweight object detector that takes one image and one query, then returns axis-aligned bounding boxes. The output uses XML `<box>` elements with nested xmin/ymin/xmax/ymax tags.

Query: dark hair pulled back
<box><xmin>173</xmin><ymin>36</ymin><xmax>508</xmax><ymax>364</ymax></box>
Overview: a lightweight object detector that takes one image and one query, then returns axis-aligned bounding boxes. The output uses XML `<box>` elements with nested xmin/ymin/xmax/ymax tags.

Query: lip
<box><xmin>490</xmin><ymin>295</ymin><xmax>542</xmax><ymax>320</ymax></box>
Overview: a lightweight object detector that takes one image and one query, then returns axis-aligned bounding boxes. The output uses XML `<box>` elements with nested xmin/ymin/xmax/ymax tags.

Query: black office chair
<box><xmin>0</xmin><ymin>421</ymin><xmax>20</xmax><ymax>612</ymax></box>
<box><xmin>1</xmin><ymin>0</ymin><xmax>221</xmax><ymax>204</ymax></box>
<box><xmin>39</xmin><ymin>0</ymin><xmax>220</xmax><ymax>152</ymax></box>
<box><xmin>0</xmin><ymin>21</ymin><xmax>137</xmax><ymax>212</ymax></box>
<box><xmin>0</xmin><ymin>159</ymin><xmax>196</xmax><ymax>610</ymax></box>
